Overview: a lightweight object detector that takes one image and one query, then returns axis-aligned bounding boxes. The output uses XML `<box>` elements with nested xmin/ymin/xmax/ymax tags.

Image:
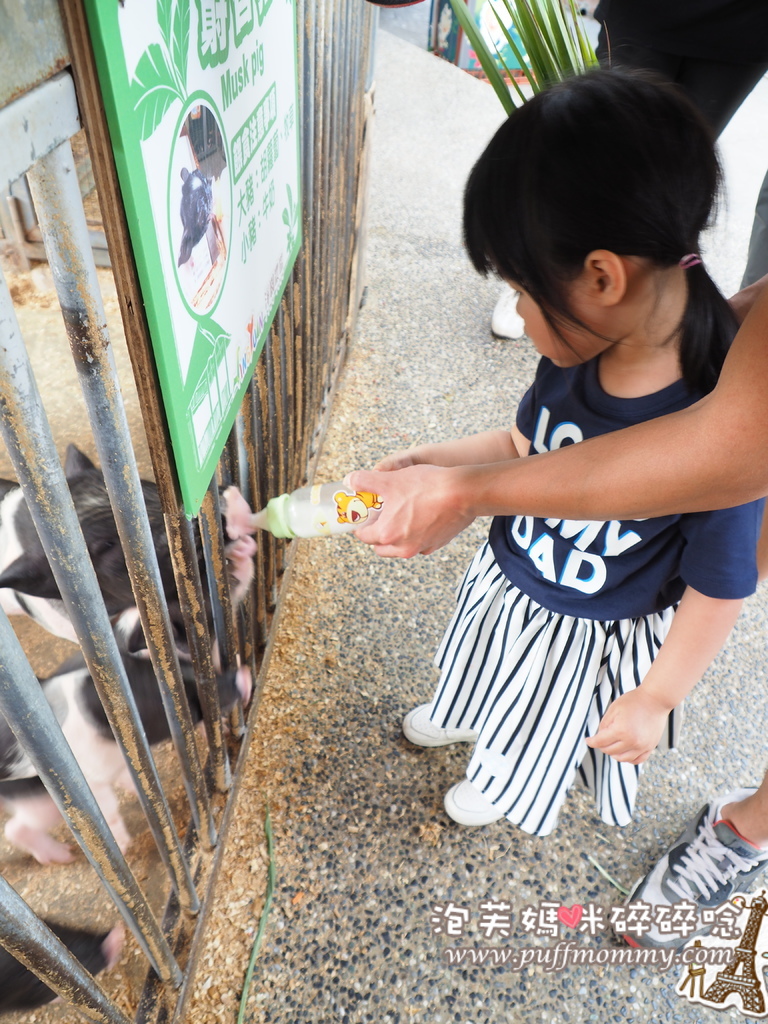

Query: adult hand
<box><xmin>349</xmin><ymin>465</ymin><xmax>476</xmax><ymax>557</ymax></box>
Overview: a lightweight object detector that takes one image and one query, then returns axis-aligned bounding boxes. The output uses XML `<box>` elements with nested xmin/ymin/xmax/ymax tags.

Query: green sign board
<box><xmin>83</xmin><ymin>0</ymin><xmax>301</xmax><ymax>514</ymax></box>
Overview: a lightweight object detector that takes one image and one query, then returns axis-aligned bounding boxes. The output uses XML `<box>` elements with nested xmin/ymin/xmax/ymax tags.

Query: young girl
<box><xmin>383</xmin><ymin>69</ymin><xmax>765</xmax><ymax>837</ymax></box>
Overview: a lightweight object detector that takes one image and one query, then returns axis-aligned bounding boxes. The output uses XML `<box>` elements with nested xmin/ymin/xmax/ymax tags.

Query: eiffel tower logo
<box><xmin>702</xmin><ymin>891</ymin><xmax>768</xmax><ymax>1015</ymax></box>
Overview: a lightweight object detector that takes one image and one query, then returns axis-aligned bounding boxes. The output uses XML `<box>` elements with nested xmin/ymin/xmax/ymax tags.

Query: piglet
<box><xmin>0</xmin><ymin>446</ymin><xmax>257</xmax><ymax>653</ymax></box>
<box><xmin>0</xmin><ymin>921</ymin><xmax>123</xmax><ymax>1013</ymax></box>
<box><xmin>0</xmin><ymin>622</ymin><xmax>252</xmax><ymax>864</ymax></box>
<box><xmin>0</xmin><ymin>445</ymin><xmax>175</xmax><ymax>643</ymax></box>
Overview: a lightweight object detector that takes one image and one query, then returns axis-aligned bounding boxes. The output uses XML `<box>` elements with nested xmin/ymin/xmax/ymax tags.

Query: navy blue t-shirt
<box><xmin>488</xmin><ymin>357</ymin><xmax>764</xmax><ymax>620</ymax></box>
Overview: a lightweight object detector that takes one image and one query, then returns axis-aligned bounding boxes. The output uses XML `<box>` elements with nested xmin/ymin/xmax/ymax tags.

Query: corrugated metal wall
<box><xmin>0</xmin><ymin>1</ymin><xmax>375</xmax><ymax>1021</ymax></box>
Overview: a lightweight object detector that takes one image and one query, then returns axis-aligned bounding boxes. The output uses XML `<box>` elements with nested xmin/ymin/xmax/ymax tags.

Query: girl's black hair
<box><xmin>463</xmin><ymin>68</ymin><xmax>736</xmax><ymax>393</ymax></box>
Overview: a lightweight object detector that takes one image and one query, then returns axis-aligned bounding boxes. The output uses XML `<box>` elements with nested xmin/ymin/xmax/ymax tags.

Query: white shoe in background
<box><xmin>491</xmin><ymin>284</ymin><xmax>525</xmax><ymax>340</ymax></box>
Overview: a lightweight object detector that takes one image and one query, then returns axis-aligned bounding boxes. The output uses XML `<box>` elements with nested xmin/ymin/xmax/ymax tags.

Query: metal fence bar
<box><xmin>174</xmin><ymin>514</ymin><xmax>234</xmax><ymax>795</ymax></box>
<box><xmin>0</xmin><ymin>72</ymin><xmax>80</xmax><ymax>185</ymax></box>
<box><xmin>0</xmin><ymin>602</ymin><xmax>179</xmax><ymax>985</ymax></box>
<box><xmin>295</xmin><ymin>0</ymin><xmax>312</xmax><ymax>482</ymax></box>
<box><xmin>223</xmin><ymin>419</ymin><xmax>251</xmax><ymax>737</ymax></box>
<box><xmin>199</xmin><ymin>479</ymin><xmax>239</xmax><ymax>675</ymax></box>
<box><xmin>26</xmin><ymin>136</ymin><xmax>217</xmax><ymax>859</ymax></box>
<box><xmin>0</xmin><ymin>877</ymin><xmax>132</xmax><ymax>1024</ymax></box>
<box><xmin>241</xmin><ymin>380</ymin><xmax>269</xmax><ymax>650</ymax></box>
<box><xmin>0</xmin><ymin>261</ymin><xmax>196</xmax><ymax>921</ymax></box>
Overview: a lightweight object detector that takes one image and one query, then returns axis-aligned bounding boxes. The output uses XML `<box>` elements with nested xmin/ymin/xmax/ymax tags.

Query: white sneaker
<box><xmin>444</xmin><ymin>779</ymin><xmax>505</xmax><ymax>826</ymax></box>
<box><xmin>491</xmin><ymin>285</ymin><xmax>525</xmax><ymax>340</ymax></box>
<box><xmin>402</xmin><ymin>704</ymin><xmax>478</xmax><ymax>747</ymax></box>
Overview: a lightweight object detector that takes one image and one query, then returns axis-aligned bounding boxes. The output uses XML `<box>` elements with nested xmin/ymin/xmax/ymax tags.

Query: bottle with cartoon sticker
<box><xmin>251</xmin><ymin>481</ymin><xmax>383</xmax><ymax>538</ymax></box>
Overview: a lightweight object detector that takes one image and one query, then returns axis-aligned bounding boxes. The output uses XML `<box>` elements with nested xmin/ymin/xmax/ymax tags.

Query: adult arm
<box><xmin>730</xmin><ymin>271</ymin><xmax>768</xmax><ymax>324</ymax></box>
<box><xmin>353</xmin><ymin>285</ymin><xmax>768</xmax><ymax>557</ymax></box>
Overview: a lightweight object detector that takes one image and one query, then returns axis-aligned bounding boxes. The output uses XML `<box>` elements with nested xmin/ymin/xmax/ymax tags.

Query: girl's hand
<box><xmin>585</xmin><ymin>688</ymin><xmax>673</xmax><ymax>765</ymax></box>
<box><xmin>375</xmin><ymin>448</ymin><xmax>423</xmax><ymax>472</ymax></box>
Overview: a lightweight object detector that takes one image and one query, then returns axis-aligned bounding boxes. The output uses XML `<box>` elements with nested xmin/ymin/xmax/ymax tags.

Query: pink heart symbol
<box><xmin>557</xmin><ymin>905</ymin><xmax>583</xmax><ymax>929</ymax></box>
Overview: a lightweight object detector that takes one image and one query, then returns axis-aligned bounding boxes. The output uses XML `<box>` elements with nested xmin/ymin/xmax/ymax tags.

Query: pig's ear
<box><xmin>0</xmin><ymin>479</ymin><xmax>17</xmax><ymax>502</ymax></box>
<box><xmin>64</xmin><ymin>444</ymin><xmax>97</xmax><ymax>477</ymax></box>
<box><xmin>0</xmin><ymin>554</ymin><xmax>61</xmax><ymax>599</ymax></box>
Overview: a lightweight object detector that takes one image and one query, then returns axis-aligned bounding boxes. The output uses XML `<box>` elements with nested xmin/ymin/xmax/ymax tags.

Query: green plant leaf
<box><xmin>237</xmin><ymin>806</ymin><xmax>276</xmax><ymax>1024</ymax></box>
<box><xmin>130</xmin><ymin>43</ymin><xmax>183</xmax><ymax>140</ymax></box>
<box><xmin>454</xmin><ymin>0</ymin><xmax>597</xmax><ymax>108</ymax></box>
<box><xmin>172</xmin><ymin>0</ymin><xmax>190</xmax><ymax>90</ymax></box>
<box><xmin>490</xmin><ymin>34</ymin><xmax>529</xmax><ymax>104</ymax></box>
<box><xmin>514</xmin><ymin>1</ymin><xmax>560</xmax><ymax>86</ymax></box>
<box><xmin>489</xmin><ymin>3</ymin><xmax>538</xmax><ymax>95</ymax></box>
<box><xmin>446</xmin><ymin>0</ymin><xmax>515</xmax><ymax>114</ymax></box>
<box><xmin>565</xmin><ymin>0</ymin><xmax>597</xmax><ymax>64</ymax></box>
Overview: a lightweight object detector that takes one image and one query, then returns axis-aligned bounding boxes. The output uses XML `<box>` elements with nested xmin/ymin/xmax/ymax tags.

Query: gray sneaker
<box><xmin>619</xmin><ymin>788</ymin><xmax>768</xmax><ymax>951</ymax></box>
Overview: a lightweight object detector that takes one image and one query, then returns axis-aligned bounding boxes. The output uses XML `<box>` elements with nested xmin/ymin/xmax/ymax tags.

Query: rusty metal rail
<box><xmin>0</xmin><ymin>0</ymin><xmax>375</xmax><ymax>1020</ymax></box>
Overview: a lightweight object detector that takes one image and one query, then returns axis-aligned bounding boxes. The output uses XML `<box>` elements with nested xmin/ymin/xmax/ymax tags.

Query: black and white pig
<box><xmin>0</xmin><ymin>612</ymin><xmax>252</xmax><ymax>865</ymax></box>
<box><xmin>0</xmin><ymin>921</ymin><xmax>123</xmax><ymax>1013</ymax></box>
<box><xmin>177</xmin><ymin>167</ymin><xmax>214</xmax><ymax>267</ymax></box>
<box><xmin>0</xmin><ymin>444</ymin><xmax>257</xmax><ymax>654</ymax></box>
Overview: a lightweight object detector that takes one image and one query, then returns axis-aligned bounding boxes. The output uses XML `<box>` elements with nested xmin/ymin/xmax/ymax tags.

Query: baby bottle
<box><xmin>251</xmin><ymin>481</ymin><xmax>383</xmax><ymax>539</ymax></box>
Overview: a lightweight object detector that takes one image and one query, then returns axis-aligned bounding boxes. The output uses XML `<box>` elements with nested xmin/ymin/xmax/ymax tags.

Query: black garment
<box><xmin>595</xmin><ymin>0</ymin><xmax>768</xmax><ymax>64</ymax></box>
<box><xmin>595</xmin><ymin>1</ymin><xmax>768</xmax><ymax>136</ymax></box>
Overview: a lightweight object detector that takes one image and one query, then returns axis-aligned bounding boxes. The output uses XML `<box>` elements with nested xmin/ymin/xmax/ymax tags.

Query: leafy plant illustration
<box><xmin>282</xmin><ymin>184</ymin><xmax>299</xmax><ymax>252</ymax></box>
<box><xmin>255</xmin><ymin>0</ymin><xmax>275</xmax><ymax>25</ymax></box>
<box><xmin>197</xmin><ymin>316</ymin><xmax>231</xmax><ymax>355</ymax></box>
<box><xmin>130</xmin><ymin>0</ymin><xmax>190</xmax><ymax>140</ymax></box>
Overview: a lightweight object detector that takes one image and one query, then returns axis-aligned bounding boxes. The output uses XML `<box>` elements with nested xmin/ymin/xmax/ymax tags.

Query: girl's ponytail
<box><xmin>678</xmin><ymin>265</ymin><xmax>738</xmax><ymax>394</ymax></box>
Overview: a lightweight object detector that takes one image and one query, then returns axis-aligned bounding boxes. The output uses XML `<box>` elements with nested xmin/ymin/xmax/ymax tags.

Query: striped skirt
<box><xmin>430</xmin><ymin>542</ymin><xmax>679</xmax><ymax>837</ymax></box>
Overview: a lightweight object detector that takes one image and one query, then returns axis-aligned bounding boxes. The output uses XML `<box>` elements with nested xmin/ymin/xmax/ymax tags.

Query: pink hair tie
<box><xmin>679</xmin><ymin>253</ymin><xmax>702</xmax><ymax>269</ymax></box>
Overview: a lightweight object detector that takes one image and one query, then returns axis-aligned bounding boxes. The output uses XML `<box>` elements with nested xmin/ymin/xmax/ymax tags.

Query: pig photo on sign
<box><xmin>177</xmin><ymin>167</ymin><xmax>214</xmax><ymax>267</ymax></box>
<box><xmin>172</xmin><ymin>103</ymin><xmax>229</xmax><ymax>311</ymax></box>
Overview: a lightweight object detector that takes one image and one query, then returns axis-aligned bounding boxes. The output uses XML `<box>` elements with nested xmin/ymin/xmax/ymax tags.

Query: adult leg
<box><xmin>596</xmin><ymin>38</ymin><xmax>768</xmax><ymax>290</ymax></box>
<box><xmin>596</xmin><ymin>36</ymin><xmax>683</xmax><ymax>79</ymax></box>
<box><xmin>620</xmin><ymin>781</ymin><xmax>768</xmax><ymax>951</ymax></box>
<box><xmin>723</xmin><ymin>771</ymin><xmax>768</xmax><ymax>846</ymax></box>
<box><xmin>673</xmin><ymin>57</ymin><xmax>768</xmax><ymax>137</ymax></box>
<box><xmin>596</xmin><ymin>31</ymin><xmax>768</xmax><ymax>138</ymax></box>
<box><xmin>742</xmin><ymin>168</ymin><xmax>768</xmax><ymax>288</ymax></box>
